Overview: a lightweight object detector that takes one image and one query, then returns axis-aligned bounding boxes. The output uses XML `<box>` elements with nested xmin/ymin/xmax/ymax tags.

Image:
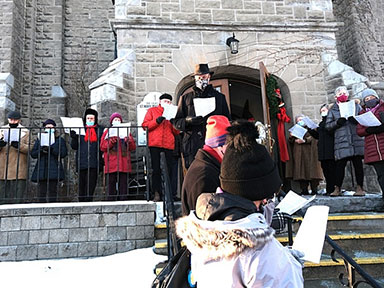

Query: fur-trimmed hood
<box><xmin>176</xmin><ymin>212</ymin><xmax>275</xmax><ymax>262</ymax></box>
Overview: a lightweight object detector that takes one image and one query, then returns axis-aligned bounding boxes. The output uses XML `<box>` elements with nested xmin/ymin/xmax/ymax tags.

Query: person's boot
<box><xmin>330</xmin><ymin>186</ymin><xmax>341</xmax><ymax>197</ymax></box>
<box><xmin>153</xmin><ymin>191</ymin><xmax>161</xmax><ymax>202</ymax></box>
<box><xmin>354</xmin><ymin>185</ymin><xmax>366</xmax><ymax>196</ymax></box>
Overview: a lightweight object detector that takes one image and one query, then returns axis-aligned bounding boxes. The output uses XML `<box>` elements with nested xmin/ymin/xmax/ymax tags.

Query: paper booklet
<box><xmin>339</xmin><ymin>101</ymin><xmax>355</xmax><ymax>118</ymax></box>
<box><xmin>193</xmin><ymin>97</ymin><xmax>216</xmax><ymax>117</ymax></box>
<box><xmin>60</xmin><ymin>117</ymin><xmax>85</xmax><ymax>135</ymax></box>
<box><xmin>354</xmin><ymin>111</ymin><xmax>381</xmax><ymax>127</ymax></box>
<box><xmin>292</xmin><ymin>205</ymin><xmax>329</xmax><ymax>264</ymax></box>
<box><xmin>276</xmin><ymin>191</ymin><xmax>316</xmax><ymax>215</ymax></box>
<box><xmin>39</xmin><ymin>132</ymin><xmax>56</xmax><ymax>146</ymax></box>
<box><xmin>302</xmin><ymin>116</ymin><xmax>319</xmax><ymax>129</ymax></box>
<box><xmin>288</xmin><ymin>124</ymin><xmax>308</xmax><ymax>140</ymax></box>
<box><xmin>2</xmin><ymin>129</ymin><xmax>26</xmax><ymax>143</ymax></box>
<box><xmin>162</xmin><ymin>104</ymin><xmax>178</xmax><ymax>120</ymax></box>
<box><xmin>104</xmin><ymin>123</ymin><xmax>131</xmax><ymax>139</ymax></box>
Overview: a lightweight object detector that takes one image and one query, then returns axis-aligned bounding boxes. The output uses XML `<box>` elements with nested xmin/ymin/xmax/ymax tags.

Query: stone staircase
<box><xmin>153</xmin><ymin>195</ymin><xmax>384</xmax><ymax>286</ymax></box>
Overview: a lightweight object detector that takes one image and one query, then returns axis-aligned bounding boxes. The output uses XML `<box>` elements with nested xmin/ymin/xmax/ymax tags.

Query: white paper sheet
<box><xmin>39</xmin><ymin>132</ymin><xmax>56</xmax><ymax>146</ymax></box>
<box><xmin>60</xmin><ymin>117</ymin><xmax>85</xmax><ymax>135</ymax></box>
<box><xmin>292</xmin><ymin>205</ymin><xmax>329</xmax><ymax>264</ymax></box>
<box><xmin>338</xmin><ymin>101</ymin><xmax>355</xmax><ymax>118</ymax></box>
<box><xmin>288</xmin><ymin>124</ymin><xmax>308</xmax><ymax>140</ymax></box>
<box><xmin>104</xmin><ymin>124</ymin><xmax>131</xmax><ymax>139</ymax></box>
<box><xmin>2</xmin><ymin>129</ymin><xmax>26</xmax><ymax>142</ymax></box>
<box><xmin>354</xmin><ymin>111</ymin><xmax>382</xmax><ymax>127</ymax></box>
<box><xmin>302</xmin><ymin>116</ymin><xmax>319</xmax><ymax>129</ymax></box>
<box><xmin>162</xmin><ymin>104</ymin><xmax>178</xmax><ymax>120</ymax></box>
<box><xmin>193</xmin><ymin>97</ymin><xmax>216</xmax><ymax>117</ymax></box>
<box><xmin>276</xmin><ymin>191</ymin><xmax>316</xmax><ymax>215</ymax></box>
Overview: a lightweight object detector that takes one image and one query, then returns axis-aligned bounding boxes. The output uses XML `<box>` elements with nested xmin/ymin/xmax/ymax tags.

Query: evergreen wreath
<box><xmin>266</xmin><ymin>75</ymin><xmax>280</xmax><ymax>119</ymax></box>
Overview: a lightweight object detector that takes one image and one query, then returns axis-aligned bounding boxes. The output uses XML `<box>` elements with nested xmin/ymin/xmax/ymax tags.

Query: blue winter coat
<box><xmin>31</xmin><ymin>135</ymin><xmax>67</xmax><ymax>182</ymax></box>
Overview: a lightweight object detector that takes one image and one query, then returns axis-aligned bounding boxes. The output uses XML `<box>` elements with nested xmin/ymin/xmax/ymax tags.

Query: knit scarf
<box><xmin>84</xmin><ymin>125</ymin><xmax>97</xmax><ymax>142</ymax></box>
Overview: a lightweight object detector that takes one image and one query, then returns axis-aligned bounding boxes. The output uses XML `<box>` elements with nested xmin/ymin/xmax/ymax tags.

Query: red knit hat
<box><xmin>205</xmin><ymin>115</ymin><xmax>231</xmax><ymax>148</ymax></box>
<box><xmin>110</xmin><ymin>112</ymin><xmax>123</xmax><ymax>124</ymax></box>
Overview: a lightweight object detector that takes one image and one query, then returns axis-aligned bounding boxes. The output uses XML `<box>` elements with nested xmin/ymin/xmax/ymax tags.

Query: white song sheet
<box><xmin>193</xmin><ymin>97</ymin><xmax>216</xmax><ymax>117</ymax></box>
<box><xmin>292</xmin><ymin>206</ymin><xmax>329</xmax><ymax>264</ymax></box>
<box><xmin>338</xmin><ymin>101</ymin><xmax>355</xmax><ymax>118</ymax></box>
<box><xmin>288</xmin><ymin>124</ymin><xmax>308</xmax><ymax>140</ymax></box>
<box><xmin>162</xmin><ymin>104</ymin><xmax>178</xmax><ymax>120</ymax></box>
<box><xmin>2</xmin><ymin>129</ymin><xmax>26</xmax><ymax>142</ymax></box>
<box><xmin>354</xmin><ymin>111</ymin><xmax>382</xmax><ymax>127</ymax></box>
<box><xmin>276</xmin><ymin>191</ymin><xmax>316</xmax><ymax>215</ymax></box>
<box><xmin>39</xmin><ymin>132</ymin><xmax>56</xmax><ymax>146</ymax></box>
<box><xmin>104</xmin><ymin>123</ymin><xmax>131</xmax><ymax>139</ymax></box>
<box><xmin>60</xmin><ymin>117</ymin><xmax>85</xmax><ymax>135</ymax></box>
<box><xmin>302</xmin><ymin>116</ymin><xmax>319</xmax><ymax>129</ymax></box>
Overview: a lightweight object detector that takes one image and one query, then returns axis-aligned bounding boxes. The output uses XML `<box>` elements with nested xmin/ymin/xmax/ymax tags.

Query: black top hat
<box><xmin>193</xmin><ymin>64</ymin><xmax>214</xmax><ymax>76</ymax></box>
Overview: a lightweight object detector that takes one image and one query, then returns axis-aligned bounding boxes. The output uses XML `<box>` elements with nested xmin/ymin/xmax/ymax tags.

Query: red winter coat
<box><xmin>357</xmin><ymin>100</ymin><xmax>384</xmax><ymax>164</ymax></box>
<box><xmin>142</xmin><ymin>105</ymin><xmax>180</xmax><ymax>150</ymax></box>
<box><xmin>100</xmin><ymin>130</ymin><xmax>136</xmax><ymax>173</ymax></box>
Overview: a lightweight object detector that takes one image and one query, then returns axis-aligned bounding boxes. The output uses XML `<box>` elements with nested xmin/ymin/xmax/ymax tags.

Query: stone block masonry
<box><xmin>0</xmin><ymin>201</ymin><xmax>156</xmax><ymax>261</ymax></box>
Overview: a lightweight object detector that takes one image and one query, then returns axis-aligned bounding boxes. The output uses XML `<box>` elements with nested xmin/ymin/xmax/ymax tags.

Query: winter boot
<box><xmin>354</xmin><ymin>185</ymin><xmax>366</xmax><ymax>197</ymax></box>
<box><xmin>330</xmin><ymin>186</ymin><xmax>341</xmax><ymax>197</ymax></box>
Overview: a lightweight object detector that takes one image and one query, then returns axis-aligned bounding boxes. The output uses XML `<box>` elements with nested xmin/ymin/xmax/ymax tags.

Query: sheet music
<box><xmin>39</xmin><ymin>132</ymin><xmax>56</xmax><ymax>146</ymax></box>
<box><xmin>288</xmin><ymin>124</ymin><xmax>308</xmax><ymax>140</ymax></box>
<box><xmin>302</xmin><ymin>116</ymin><xmax>319</xmax><ymax>129</ymax></box>
<box><xmin>276</xmin><ymin>191</ymin><xmax>316</xmax><ymax>215</ymax></box>
<box><xmin>104</xmin><ymin>123</ymin><xmax>131</xmax><ymax>139</ymax></box>
<box><xmin>354</xmin><ymin>111</ymin><xmax>382</xmax><ymax>127</ymax></box>
<box><xmin>193</xmin><ymin>97</ymin><xmax>216</xmax><ymax>117</ymax></box>
<box><xmin>60</xmin><ymin>117</ymin><xmax>85</xmax><ymax>135</ymax></box>
<box><xmin>292</xmin><ymin>206</ymin><xmax>329</xmax><ymax>264</ymax></box>
<box><xmin>2</xmin><ymin>129</ymin><xmax>26</xmax><ymax>142</ymax></box>
<box><xmin>162</xmin><ymin>104</ymin><xmax>178</xmax><ymax>120</ymax></box>
<box><xmin>339</xmin><ymin>101</ymin><xmax>355</xmax><ymax>118</ymax></box>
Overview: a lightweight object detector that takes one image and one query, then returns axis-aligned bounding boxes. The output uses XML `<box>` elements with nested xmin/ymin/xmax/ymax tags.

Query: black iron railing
<box><xmin>0</xmin><ymin>125</ymin><xmax>149</xmax><ymax>204</ymax></box>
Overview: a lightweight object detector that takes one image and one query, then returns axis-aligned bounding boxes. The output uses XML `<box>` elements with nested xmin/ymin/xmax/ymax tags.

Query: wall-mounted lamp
<box><xmin>226</xmin><ymin>33</ymin><xmax>239</xmax><ymax>54</ymax></box>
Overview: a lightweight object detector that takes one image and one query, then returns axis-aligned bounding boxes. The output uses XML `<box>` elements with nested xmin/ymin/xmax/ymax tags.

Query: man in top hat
<box><xmin>142</xmin><ymin>93</ymin><xmax>180</xmax><ymax>201</ymax></box>
<box><xmin>0</xmin><ymin>111</ymin><xmax>30</xmax><ymax>204</ymax></box>
<box><xmin>181</xmin><ymin>115</ymin><xmax>230</xmax><ymax>215</ymax></box>
<box><xmin>172</xmin><ymin>63</ymin><xmax>231</xmax><ymax>169</ymax></box>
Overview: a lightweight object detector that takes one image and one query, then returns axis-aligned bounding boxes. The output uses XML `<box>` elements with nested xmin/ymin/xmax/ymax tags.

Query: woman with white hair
<box><xmin>325</xmin><ymin>86</ymin><xmax>365</xmax><ymax>196</ymax></box>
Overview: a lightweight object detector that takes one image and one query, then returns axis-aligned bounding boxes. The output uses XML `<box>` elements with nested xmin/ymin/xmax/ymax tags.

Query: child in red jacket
<box><xmin>100</xmin><ymin>113</ymin><xmax>136</xmax><ymax>200</ymax></box>
<box><xmin>142</xmin><ymin>93</ymin><xmax>180</xmax><ymax>201</ymax></box>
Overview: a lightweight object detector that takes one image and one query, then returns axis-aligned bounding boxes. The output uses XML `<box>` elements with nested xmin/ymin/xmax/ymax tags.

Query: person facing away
<box><xmin>176</xmin><ymin>121</ymin><xmax>304</xmax><ymax>288</ymax></box>
<box><xmin>142</xmin><ymin>93</ymin><xmax>180</xmax><ymax>201</ymax></box>
<box><xmin>30</xmin><ymin>119</ymin><xmax>68</xmax><ymax>203</ymax></box>
<box><xmin>70</xmin><ymin>108</ymin><xmax>104</xmax><ymax>202</ymax></box>
<box><xmin>286</xmin><ymin>115</ymin><xmax>323</xmax><ymax>195</ymax></box>
<box><xmin>307</xmin><ymin>104</ymin><xmax>336</xmax><ymax>195</ymax></box>
<box><xmin>172</xmin><ymin>63</ymin><xmax>231</xmax><ymax>169</ymax></box>
<box><xmin>0</xmin><ymin>111</ymin><xmax>30</xmax><ymax>204</ymax></box>
<box><xmin>357</xmin><ymin>88</ymin><xmax>384</xmax><ymax>200</ymax></box>
<box><xmin>181</xmin><ymin>115</ymin><xmax>230</xmax><ymax>215</ymax></box>
<box><xmin>325</xmin><ymin>86</ymin><xmax>365</xmax><ymax>197</ymax></box>
<box><xmin>100</xmin><ymin>112</ymin><xmax>136</xmax><ymax>201</ymax></box>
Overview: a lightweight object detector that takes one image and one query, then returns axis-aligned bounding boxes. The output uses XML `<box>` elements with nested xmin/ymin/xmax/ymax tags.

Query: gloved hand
<box><xmin>348</xmin><ymin>116</ymin><xmax>358</xmax><ymax>125</ymax></box>
<box><xmin>70</xmin><ymin>130</ymin><xmax>78</xmax><ymax>139</ymax></box>
<box><xmin>366</xmin><ymin>125</ymin><xmax>384</xmax><ymax>134</ymax></box>
<box><xmin>41</xmin><ymin>146</ymin><xmax>49</xmax><ymax>154</ymax></box>
<box><xmin>185</xmin><ymin>116</ymin><xmax>204</xmax><ymax>126</ymax></box>
<box><xmin>11</xmin><ymin>141</ymin><xmax>19</xmax><ymax>149</ymax></box>
<box><xmin>336</xmin><ymin>117</ymin><xmax>347</xmax><ymax>126</ymax></box>
<box><xmin>156</xmin><ymin>116</ymin><xmax>165</xmax><ymax>124</ymax></box>
<box><xmin>110</xmin><ymin>136</ymin><xmax>118</xmax><ymax>144</ymax></box>
<box><xmin>0</xmin><ymin>139</ymin><xmax>6</xmax><ymax>147</ymax></box>
<box><xmin>286</xmin><ymin>247</ymin><xmax>305</xmax><ymax>267</ymax></box>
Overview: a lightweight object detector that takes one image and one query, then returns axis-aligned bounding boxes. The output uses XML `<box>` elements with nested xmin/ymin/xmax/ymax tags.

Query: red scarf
<box><xmin>84</xmin><ymin>125</ymin><xmax>97</xmax><ymax>143</ymax></box>
<box><xmin>203</xmin><ymin>145</ymin><xmax>223</xmax><ymax>163</ymax></box>
<box><xmin>277</xmin><ymin>106</ymin><xmax>290</xmax><ymax>162</ymax></box>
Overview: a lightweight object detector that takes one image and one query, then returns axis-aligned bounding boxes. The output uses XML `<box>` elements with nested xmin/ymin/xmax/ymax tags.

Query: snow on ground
<box><xmin>0</xmin><ymin>248</ymin><xmax>167</xmax><ymax>288</ymax></box>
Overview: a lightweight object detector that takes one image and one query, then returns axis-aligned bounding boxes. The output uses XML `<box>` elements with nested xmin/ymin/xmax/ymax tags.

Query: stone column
<box><xmin>0</xmin><ymin>73</ymin><xmax>16</xmax><ymax>124</ymax></box>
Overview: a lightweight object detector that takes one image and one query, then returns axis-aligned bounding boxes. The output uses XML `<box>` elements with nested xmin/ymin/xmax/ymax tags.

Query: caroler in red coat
<box><xmin>357</xmin><ymin>88</ymin><xmax>384</xmax><ymax>199</ymax></box>
<box><xmin>142</xmin><ymin>93</ymin><xmax>180</xmax><ymax>201</ymax></box>
<box><xmin>100</xmin><ymin>112</ymin><xmax>136</xmax><ymax>201</ymax></box>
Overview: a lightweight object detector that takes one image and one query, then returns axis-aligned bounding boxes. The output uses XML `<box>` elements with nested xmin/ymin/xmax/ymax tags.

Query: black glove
<box><xmin>70</xmin><ymin>130</ymin><xmax>78</xmax><ymax>139</ymax></box>
<box><xmin>11</xmin><ymin>141</ymin><xmax>19</xmax><ymax>149</ymax></box>
<box><xmin>156</xmin><ymin>116</ymin><xmax>165</xmax><ymax>124</ymax></box>
<box><xmin>0</xmin><ymin>139</ymin><xmax>6</xmax><ymax>147</ymax></box>
<box><xmin>336</xmin><ymin>117</ymin><xmax>347</xmax><ymax>126</ymax></box>
<box><xmin>41</xmin><ymin>146</ymin><xmax>49</xmax><ymax>154</ymax></box>
<box><xmin>379</xmin><ymin>112</ymin><xmax>384</xmax><ymax>123</ymax></box>
<box><xmin>348</xmin><ymin>116</ymin><xmax>358</xmax><ymax>125</ymax></box>
<box><xmin>366</xmin><ymin>125</ymin><xmax>384</xmax><ymax>134</ymax></box>
<box><xmin>185</xmin><ymin>116</ymin><xmax>204</xmax><ymax>126</ymax></box>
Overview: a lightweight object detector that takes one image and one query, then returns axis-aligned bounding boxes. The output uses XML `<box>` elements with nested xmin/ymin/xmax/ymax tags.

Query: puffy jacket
<box><xmin>31</xmin><ymin>134</ymin><xmax>67</xmax><ymax>182</ymax></box>
<box><xmin>325</xmin><ymin>102</ymin><xmax>364</xmax><ymax>160</ymax></box>
<box><xmin>356</xmin><ymin>100</ymin><xmax>384</xmax><ymax>163</ymax></box>
<box><xmin>100</xmin><ymin>130</ymin><xmax>136</xmax><ymax>173</ymax></box>
<box><xmin>141</xmin><ymin>105</ymin><xmax>179</xmax><ymax>150</ymax></box>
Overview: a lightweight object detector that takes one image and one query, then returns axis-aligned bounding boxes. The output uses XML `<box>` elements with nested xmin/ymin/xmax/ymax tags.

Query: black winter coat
<box><xmin>181</xmin><ymin>149</ymin><xmax>221</xmax><ymax>215</ymax></box>
<box><xmin>31</xmin><ymin>136</ymin><xmax>67</xmax><ymax>182</ymax></box>
<box><xmin>70</xmin><ymin>126</ymin><xmax>104</xmax><ymax>171</ymax></box>
<box><xmin>308</xmin><ymin>117</ymin><xmax>335</xmax><ymax>161</ymax></box>
<box><xmin>172</xmin><ymin>85</ymin><xmax>231</xmax><ymax>161</ymax></box>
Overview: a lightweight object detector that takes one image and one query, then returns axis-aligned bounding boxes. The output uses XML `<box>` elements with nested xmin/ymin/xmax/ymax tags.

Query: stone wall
<box><xmin>0</xmin><ymin>201</ymin><xmax>155</xmax><ymax>261</ymax></box>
